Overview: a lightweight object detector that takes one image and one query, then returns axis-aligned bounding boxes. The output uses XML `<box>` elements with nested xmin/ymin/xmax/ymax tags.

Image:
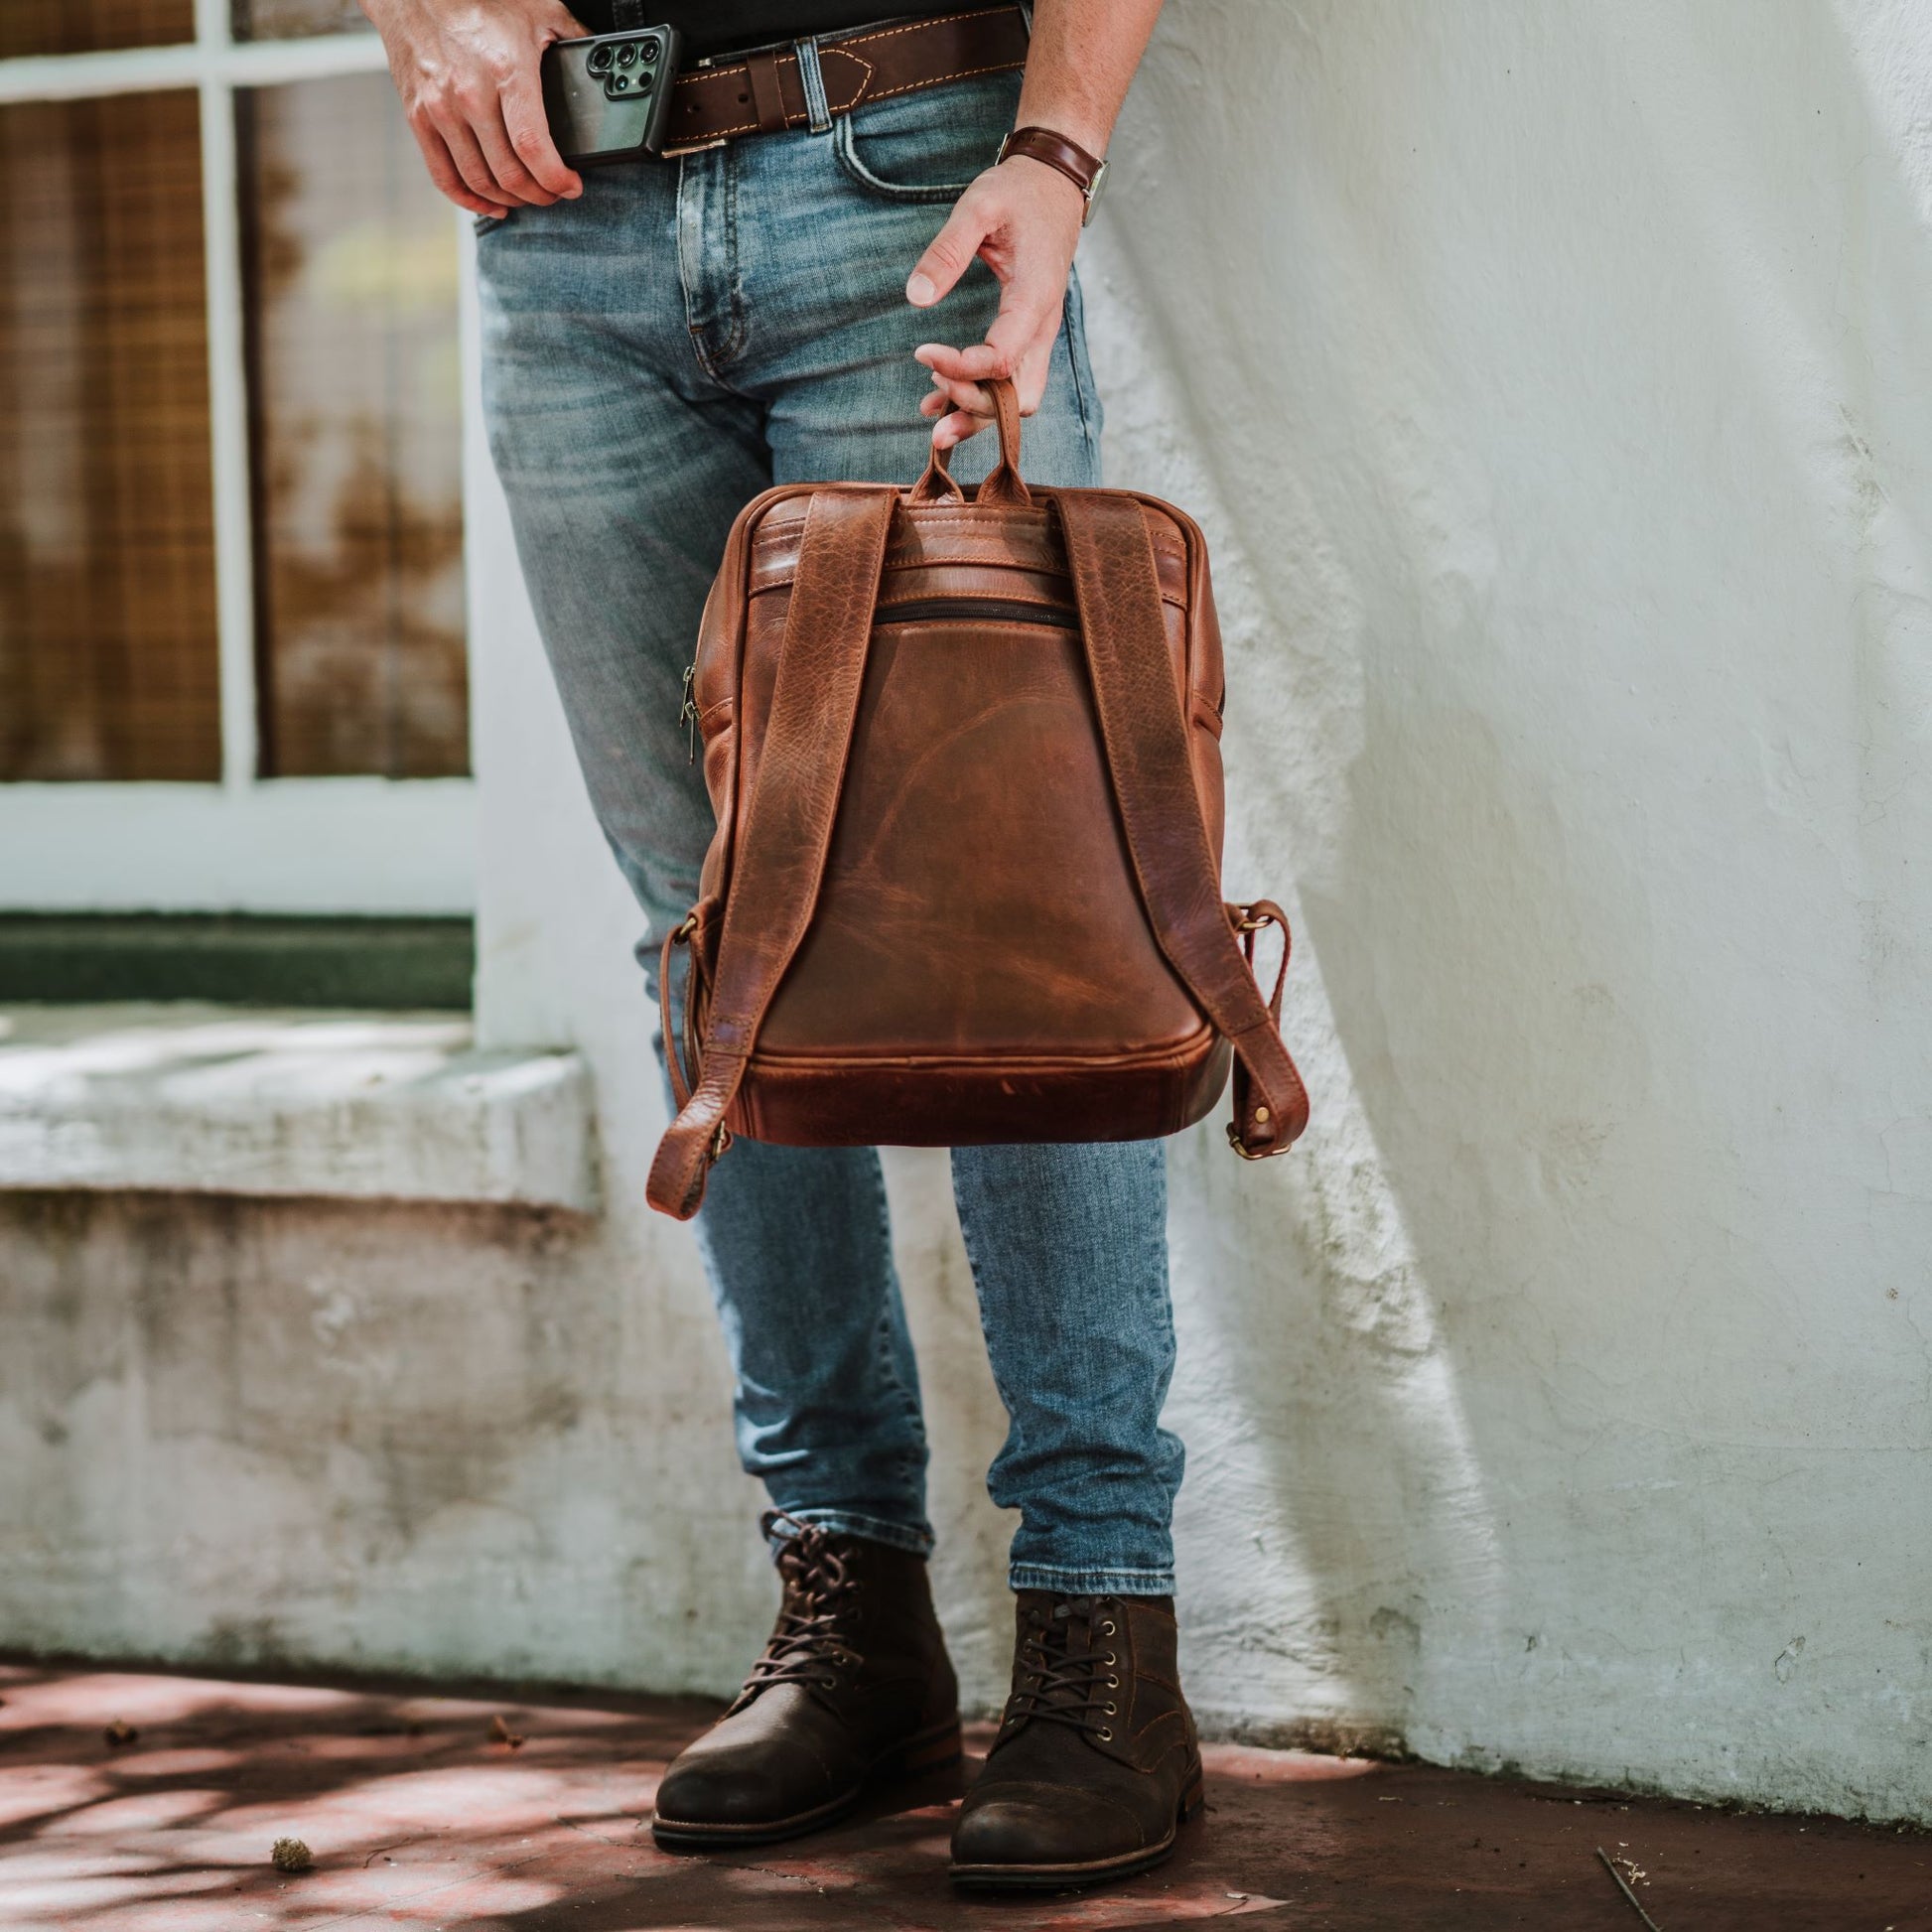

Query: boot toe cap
<box><xmin>951</xmin><ymin>1781</ymin><xmax>1147</xmax><ymax>1869</ymax></box>
<box><xmin>654</xmin><ymin>1735</ymin><xmax>837</xmax><ymax>1831</ymax></box>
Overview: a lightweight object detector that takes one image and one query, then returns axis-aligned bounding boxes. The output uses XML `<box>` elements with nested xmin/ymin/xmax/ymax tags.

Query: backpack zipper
<box><xmin>874</xmin><ymin>597</ymin><xmax>1076</xmax><ymax>629</ymax></box>
<box><xmin>679</xmin><ymin>663</ymin><xmax>698</xmax><ymax>763</ymax></box>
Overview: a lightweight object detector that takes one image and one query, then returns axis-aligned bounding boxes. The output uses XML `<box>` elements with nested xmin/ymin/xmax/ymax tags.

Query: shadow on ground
<box><xmin>0</xmin><ymin>1660</ymin><xmax>1924</xmax><ymax>1929</ymax></box>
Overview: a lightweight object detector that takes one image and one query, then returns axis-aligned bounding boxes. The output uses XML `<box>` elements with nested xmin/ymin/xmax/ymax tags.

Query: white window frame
<box><xmin>0</xmin><ymin>0</ymin><xmax>475</xmax><ymax>915</ymax></box>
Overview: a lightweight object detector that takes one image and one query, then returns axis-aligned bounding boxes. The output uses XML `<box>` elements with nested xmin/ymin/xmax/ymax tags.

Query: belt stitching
<box><xmin>673</xmin><ymin>11</ymin><xmax>1021</xmax><ymax>135</ymax></box>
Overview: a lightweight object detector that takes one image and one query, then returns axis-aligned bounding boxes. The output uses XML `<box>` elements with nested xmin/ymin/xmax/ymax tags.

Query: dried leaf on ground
<box><xmin>489</xmin><ymin>1714</ymin><xmax>526</xmax><ymax>1749</ymax></box>
<box><xmin>271</xmin><ymin>1837</ymin><xmax>314</xmax><ymax>1874</ymax></box>
<box><xmin>102</xmin><ymin>1720</ymin><xmax>138</xmax><ymax>1747</ymax></box>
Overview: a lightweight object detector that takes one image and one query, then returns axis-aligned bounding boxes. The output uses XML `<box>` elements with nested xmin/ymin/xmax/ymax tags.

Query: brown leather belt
<box><xmin>660</xmin><ymin>7</ymin><xmax>1030</xmax><ymax>156</ymax></box>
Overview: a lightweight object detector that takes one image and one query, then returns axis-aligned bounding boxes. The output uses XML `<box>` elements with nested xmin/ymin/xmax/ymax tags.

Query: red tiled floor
<box><xmin>0</xmin><ymin>1660</ymin><xmax>1925</xmax><ymax>1930</ymax></box>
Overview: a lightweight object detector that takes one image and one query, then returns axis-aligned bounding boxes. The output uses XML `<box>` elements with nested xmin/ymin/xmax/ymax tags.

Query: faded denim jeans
<box><xmin>476</xmin><ymin>54</ymin><xmax>1183</xmax><ymax>1594</ymax></box>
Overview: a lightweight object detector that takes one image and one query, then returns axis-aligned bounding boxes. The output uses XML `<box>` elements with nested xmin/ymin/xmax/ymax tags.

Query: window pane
<box><xmin>231</xmin><ymin>0</ymin><xmax>372</xmax><ymax>42</ymax></box>
<box><xmin>0</xmin><ymin>0</ymin><xmax>195</xmax><ymax>58</ymax></box>
<box><xmin>0</xmin><ymin>91</ymin><xmax>220</xmax><ymax>783</ymax></box>
<box><xmin>237</xmin><ymin>73</ymin><xmax>469</xmax><ymax>779</ymax></box>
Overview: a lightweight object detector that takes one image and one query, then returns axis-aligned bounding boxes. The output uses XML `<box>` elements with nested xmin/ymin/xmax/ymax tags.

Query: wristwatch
<box><xmin>996</xmin><ymin>125</ymin><xmax>1110</xmax><ymax>225</ymax></box>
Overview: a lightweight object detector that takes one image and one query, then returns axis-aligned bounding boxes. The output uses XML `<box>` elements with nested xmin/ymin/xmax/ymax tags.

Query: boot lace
<box><xmin>999</xmin><ymin>1595</ymin><xmax>1123</xmax><ymax>1744</ymax></box>
<box><xmin>734</xmin><ymin>1513</ymin><xmax>865</xmax><ymax>1707</ymax></box>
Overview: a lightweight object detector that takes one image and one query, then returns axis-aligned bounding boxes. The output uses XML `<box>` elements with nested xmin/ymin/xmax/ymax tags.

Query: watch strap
<box><xmin>998</xmin><ymin>124</ymin><xmax>1109</xmax><ymax>223</ymax></box>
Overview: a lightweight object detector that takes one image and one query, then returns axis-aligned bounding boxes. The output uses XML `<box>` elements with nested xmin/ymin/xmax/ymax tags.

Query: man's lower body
<box><xmin>477</xmin><ymin>52</ymin><xmax>1196</xmax><ymax>1886</ymax></box>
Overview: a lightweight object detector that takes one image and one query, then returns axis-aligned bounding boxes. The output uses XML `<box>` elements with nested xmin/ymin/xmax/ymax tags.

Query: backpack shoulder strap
<box><xmin>647</xmin><ymin>486</ymin><xmax>897</xmax><ymax>1219</ymax></box>
<box><xmin>1056</xmin><ymin>489</ymin><xmax>1310</xmax><ymax>1158</ymax></box>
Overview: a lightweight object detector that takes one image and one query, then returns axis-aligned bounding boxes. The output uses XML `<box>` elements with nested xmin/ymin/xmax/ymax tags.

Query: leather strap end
<box><xmin>1223</xmin><ymin>899</ymin><xmax>1308</xmax><ymax>1157</ymax></box>
<box><xmin>1228</xmin><ymin>1056</ymin><xmax>1309</xmax><ymax>1158</ymax></box>
<box><xmin>647</xmin><ymin>1060</ymin><xmax>743</xmax><ymax>1221</ymax></box>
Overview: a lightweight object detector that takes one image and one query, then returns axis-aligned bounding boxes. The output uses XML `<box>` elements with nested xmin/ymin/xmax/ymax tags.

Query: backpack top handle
<box><xmin>906</xmin><ymin>375</ymin><xmax>1034</xmax><ymax>509</ymax></box>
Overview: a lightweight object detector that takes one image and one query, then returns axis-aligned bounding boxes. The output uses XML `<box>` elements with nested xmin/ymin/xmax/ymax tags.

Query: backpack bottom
<box><xmin>727</xmin><ymin>1033</ymin><xmax>1232</xmax><ymax>1148</ymax></box>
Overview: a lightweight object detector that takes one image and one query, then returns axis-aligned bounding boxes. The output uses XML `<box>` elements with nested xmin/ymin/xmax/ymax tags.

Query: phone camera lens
<box><xmin>616</xmin><ymin>41</ymin><xmax>637</xmax><ymax>66</ymax></box>
<box><xmin>637</xmin><ymin>36</ymin><xmax>659</xmax><ymax>61</ymax></box>
<box><xmin>587</xmin><ymin>43</ymin><xmax>614</xmax><ymax>72</ymax></box>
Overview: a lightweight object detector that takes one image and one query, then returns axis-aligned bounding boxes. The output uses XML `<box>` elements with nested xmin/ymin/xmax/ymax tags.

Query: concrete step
<box><xmin>0</xmin><ymin>1003</ymin><xmax>597</xmax><ymax>1211</ymax></box>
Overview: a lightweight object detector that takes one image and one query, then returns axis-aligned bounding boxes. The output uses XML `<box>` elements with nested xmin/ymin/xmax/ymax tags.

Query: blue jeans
<box><xmin>476</xmin><ymin>56</ymin><xmax>1182</xmax><ymax>1594</ymax></box>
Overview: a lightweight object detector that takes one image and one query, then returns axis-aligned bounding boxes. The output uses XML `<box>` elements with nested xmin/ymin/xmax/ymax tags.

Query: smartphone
<box><xmin>541</xmin><ymin>25</ymin><xmax>684</xmax><ymax>167</ymax></box>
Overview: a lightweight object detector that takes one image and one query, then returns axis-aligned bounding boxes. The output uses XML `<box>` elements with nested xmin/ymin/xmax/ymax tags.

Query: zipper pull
<box><xmin>678</xmin><ymin>664</ymin><xmax>698</xmax><ymax>764</ymax></box>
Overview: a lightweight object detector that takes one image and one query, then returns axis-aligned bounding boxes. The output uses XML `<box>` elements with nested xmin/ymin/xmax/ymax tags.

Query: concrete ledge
<box><xmin>0</xmin><ymin>1005</ymin><xmax>597</xmax><ymax>1212</ymax></box>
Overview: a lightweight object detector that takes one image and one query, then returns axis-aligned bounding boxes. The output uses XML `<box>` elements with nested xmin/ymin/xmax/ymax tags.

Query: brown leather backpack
<box><xmin>646</xmin><ymin>379</ymin><xmax>1308</xmax><ymax>1220</ymax></box>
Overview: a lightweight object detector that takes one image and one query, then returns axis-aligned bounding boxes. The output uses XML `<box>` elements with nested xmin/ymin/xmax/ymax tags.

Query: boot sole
<box><xmin>947</xmin><ymin>1761</ymin><xmax>1205</xmax><ymax>1892</ymax></box>
<box><xmin>649</xmin><ymin>1715</ymin><xmax>962</xmax><ymax>1851</ymax></box>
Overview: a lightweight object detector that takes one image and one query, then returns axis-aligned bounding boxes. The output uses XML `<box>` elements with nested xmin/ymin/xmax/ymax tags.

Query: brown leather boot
<box><xmin>949</xmin><ymin>1590</ymin><xmax>1203</xmax><ymax>1889</ymax></box>
<box><xmin>650</xmin><ymin>1513</ymin><xmax>960</xmax><ymax>1849</ymax></box>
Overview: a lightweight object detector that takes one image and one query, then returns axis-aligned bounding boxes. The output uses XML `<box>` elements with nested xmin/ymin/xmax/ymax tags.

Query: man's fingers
<box><xmin>983</xmin><ymin>295</ymin><xmax>1058</xmax><ymax>412</ymax></box>
<box><xmin>438</xmin><ymin>115</ymin><xmax>518</xmax><ymax>207</ymax></box>
<box><xmin>468</xmin><ymin>97</ymin><xmax>558</xmax><ymax>205</ymax></box>
<box><xmin>931</xmin><ymin>408</ymin><xmax>986</xmax><ymax>451</ymax></box>
<box><xmin>906</xmin><ymin>196</ymin><xmax>992</xmax><ymax>310</ymax></box>
<box><xmin>501</xmin><ymin>70</ymin><xmax>582</xmax><ymax>199</ymax></box>
<box><xmin>924</xmin><ymin>369</ymin><xmax>995</xmax><ymax>419</ymax></box>
<box><xmin>915</xmin><ymin>341</ymin><xmax>1011</xmax><ymax>383</ymax></box>
<box><xmin>411</xmin><ymin>122</ymin><xmax>503</xmax><ymax>217</ymax></box>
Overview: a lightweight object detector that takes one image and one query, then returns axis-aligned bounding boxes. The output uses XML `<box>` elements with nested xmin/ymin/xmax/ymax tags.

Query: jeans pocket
<box><xmin>473</xmin><ymin>210</ymin><xmax>510</xmax><ymax>235</ymax></box>
<box><xmin>832</xmin><ymin>71</ymin><xmax>1018</xmax><ymax>204</ymax></box>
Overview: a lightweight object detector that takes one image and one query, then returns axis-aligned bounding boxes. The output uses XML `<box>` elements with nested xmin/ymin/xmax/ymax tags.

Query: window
<box><xmin>0</xmin><ymin>3</ymin><xmax>474</xmax><ymax>913</ymax></box>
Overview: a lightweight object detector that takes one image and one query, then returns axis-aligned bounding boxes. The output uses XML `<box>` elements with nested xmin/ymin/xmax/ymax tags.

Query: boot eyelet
<box><xmin>1106</xmin><ymin>1674</ymin><xmax>1119</xmax><ymax>1688</ymax></box>
<box><xmin>1103</xmin><ymin>1651</ymin><xmax>1117</xmax><ymax>1666</ymax></box>
<box><xmin>1104</xmin><ymin>1701</ymin><xmax>1118</xmax><ymax>1715</ymax></box>
<box><xmin>1101</xmin><ymin>1621</ymin><xmax>1116</xmax><ymax>1636</ymax></box>
<box><xmin>1096</xmin><ymin>1725</ymin><xmax>1114</xmax><ymax>1741</ymax></box>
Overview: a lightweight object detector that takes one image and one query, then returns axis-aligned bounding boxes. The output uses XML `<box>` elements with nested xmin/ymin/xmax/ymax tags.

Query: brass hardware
<box><xmin>1254</xmin><ymin>1105</ymin><xmax>1271</xmax><ymax>1124</ymax></box>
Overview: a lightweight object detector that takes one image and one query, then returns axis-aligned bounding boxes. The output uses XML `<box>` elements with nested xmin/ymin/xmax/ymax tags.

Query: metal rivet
<box><xmin>1255</xmin><ymin>1105</ymin><xmax>1271</xmax><ymax>1123</ymax></box>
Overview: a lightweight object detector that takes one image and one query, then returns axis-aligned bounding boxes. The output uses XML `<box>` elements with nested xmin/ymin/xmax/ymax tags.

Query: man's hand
<box><xmin>361</xmin><ymin>0</ymin><xmax>587</xmax><ymax>218</ymax></box>
<box><xmin>906</xmin><ymin>155</ymin><xmax>1086</xmax><ymax>450</ymax></box>
<box><xmin>904</xmin><ymin>0</ymin><xmax>1162</xmax><ymax>448</ymax></box>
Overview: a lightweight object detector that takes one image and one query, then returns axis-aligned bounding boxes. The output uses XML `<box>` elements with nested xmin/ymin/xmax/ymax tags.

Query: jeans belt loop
<box><xmin>796</xmin><ymin>35</ymin><xmax>833</xmax><ymax>136</ymax></box>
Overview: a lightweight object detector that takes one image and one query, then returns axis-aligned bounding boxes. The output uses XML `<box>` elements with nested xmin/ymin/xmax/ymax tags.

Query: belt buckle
<box><xmin>658</xmin><ymin>53</ymin><xmax>728</xmax><ymax>157</ymax></box>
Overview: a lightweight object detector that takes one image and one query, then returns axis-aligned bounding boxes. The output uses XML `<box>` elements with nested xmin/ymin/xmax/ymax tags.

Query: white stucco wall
<box><xmin>1065</xmin><ymin>0</ymin><xmax>1932</xmax><ymax>1820</ymax></box>
<box><xmin>469</xmin><ymin>0</ymin><xmax>1932</xmax><ymax>1819</ymax></box>
<box><xmin>1</xmin><ymin>0</ymin><xmax>1926</xmax><ymax>1829</ymax></box>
